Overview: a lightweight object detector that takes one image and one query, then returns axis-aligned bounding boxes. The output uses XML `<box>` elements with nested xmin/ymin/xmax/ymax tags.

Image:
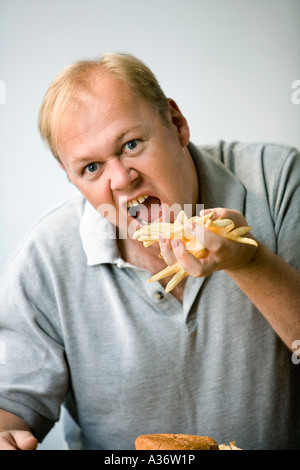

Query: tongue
<box><xmin>129</xmin><ymin>197</ymin><xmax>161</xmax><ymax>223</ymax></box>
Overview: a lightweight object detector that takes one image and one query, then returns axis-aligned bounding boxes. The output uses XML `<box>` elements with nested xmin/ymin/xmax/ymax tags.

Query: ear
<box><xmin>167</xmin><ymin>98</ymin><xmax>190</xmax><ymax>147</ymax></box>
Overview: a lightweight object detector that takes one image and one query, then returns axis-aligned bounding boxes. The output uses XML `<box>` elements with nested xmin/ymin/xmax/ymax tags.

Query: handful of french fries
<box><xmin>133</xmin><ymin>210</ymin><xmax>258</xmax><ymax>293</ymax></box>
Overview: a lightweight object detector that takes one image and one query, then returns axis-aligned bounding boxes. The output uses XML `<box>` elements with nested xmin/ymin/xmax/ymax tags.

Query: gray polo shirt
<box><xmin>0</xmin><ymin>141</ymin><xmax>300</xmax><ymax>450</ymax></box>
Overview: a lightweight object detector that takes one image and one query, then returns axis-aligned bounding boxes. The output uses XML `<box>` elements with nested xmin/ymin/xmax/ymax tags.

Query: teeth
<box><xmin>129</xmin><ymin>199</ymin><xmax>139</xmax><ymax>207</ymax></box>
<box><xmin>127</xmin><ymin>195</ymin><xmax>149</xmax><ymax>208</ymax></box>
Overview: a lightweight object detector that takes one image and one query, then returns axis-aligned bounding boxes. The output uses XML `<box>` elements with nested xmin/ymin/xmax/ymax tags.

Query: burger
<box><xmin>135</xmin><ymin>433</ymin><xmax>219</xmax><ymax>450</ymax></box>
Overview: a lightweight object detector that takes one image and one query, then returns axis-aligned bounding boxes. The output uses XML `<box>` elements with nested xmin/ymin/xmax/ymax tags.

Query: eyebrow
<box><xmin>71</xmin><ymin>124</ymin><xmax>144</xmax><ymax>165</ymax></box>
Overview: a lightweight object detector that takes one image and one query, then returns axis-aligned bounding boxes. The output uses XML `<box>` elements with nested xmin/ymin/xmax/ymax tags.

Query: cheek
<box><xmin>74</xmin><ymin>180</ymin><xmax>126</xmax><ymax>228</ymax></box>
<box><xmin>145</xmin><ymin>144</ymin><xmax>175</xmax><ymax>178</ymax></box>
<box><xmin>73</xmin><ymin>179</ymin><xmax>113</xmax><ymax>211</ymax></box>
<box><xmin>154</xmin><ymin>138</ymin><xmax>183</xmax><ymax>174</ymax></box>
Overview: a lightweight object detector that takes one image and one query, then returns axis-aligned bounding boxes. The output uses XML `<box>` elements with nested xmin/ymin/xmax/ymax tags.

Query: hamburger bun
<box><xmin>135</xmin><ymin>433</ymin><xmax>219</xmax><ymax>450</ymax></box>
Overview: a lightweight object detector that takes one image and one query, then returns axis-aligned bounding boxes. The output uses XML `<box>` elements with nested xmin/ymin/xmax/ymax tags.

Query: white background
<box><xmin>0</xmin><ymin>0</ymin><xmax>299</xmax><ymax>449</ymax></box>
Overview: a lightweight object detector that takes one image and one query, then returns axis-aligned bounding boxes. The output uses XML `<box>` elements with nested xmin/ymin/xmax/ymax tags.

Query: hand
<box><xmin>0</xmin><ymin>430</ymin><xmax>38</xmax><ymax>450</ymax></box>
<box><xmin>159</xmin><ymin>208</ymin><xmax>258</xmax><ymax>278</ymax></box>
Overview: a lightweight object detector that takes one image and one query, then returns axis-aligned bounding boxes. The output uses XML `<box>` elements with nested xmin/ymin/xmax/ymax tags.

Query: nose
<box><xmin>108</xmin><ymin>157</ymin><xmax>139</xmax><ymax>191</ymax></box>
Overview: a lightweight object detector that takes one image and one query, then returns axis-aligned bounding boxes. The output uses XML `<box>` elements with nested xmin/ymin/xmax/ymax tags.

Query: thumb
<box><xmin>11</xmin><ymin>430</ymin><xmax>38</xmax><ymax>450</ymax></box>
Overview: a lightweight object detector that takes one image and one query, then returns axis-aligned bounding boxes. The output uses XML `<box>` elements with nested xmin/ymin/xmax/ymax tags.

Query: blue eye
<box><xmin>125</xmin><ymin>140</ymin><xmax>139</xmax><ymax>151</ymax></box>
<box><xmin>85</xmin><ymin>163</ymin><xmax>99</xmax><ymax>174</ymax></box>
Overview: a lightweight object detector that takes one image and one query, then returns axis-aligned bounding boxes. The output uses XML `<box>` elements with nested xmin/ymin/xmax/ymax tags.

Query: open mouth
<box><xmin>127</xmin><ymin>195</ymin><xmax>162</xmax><ymax>224</ymax></box>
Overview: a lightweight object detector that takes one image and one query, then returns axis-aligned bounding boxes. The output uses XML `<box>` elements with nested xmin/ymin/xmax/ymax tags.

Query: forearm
<box><xmin>162</xmin><ymin>207</ymin><xmax>300</xmax><ymax>351</ymax></box>
<box><xmin>226</xmin><ymin>242</ymin><xmax>300</xmax><ymax>352</ymax></box>
<box><xmin>0</xmin><ymin>409</ymin><xmax>31</xmax><ymax>433</ymax></box>
<box><xmin>0</xmin><ymin>409</ymin><xmax>38</xmax><ymax>450</ymax></box>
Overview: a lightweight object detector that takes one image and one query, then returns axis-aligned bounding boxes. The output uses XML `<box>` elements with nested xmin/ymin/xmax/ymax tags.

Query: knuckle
<box><xmin>189</xmin><ymin>267</ymin><xmax>203</xmax><ymax>278</ymax></box>
<box><xmin>212</xmin><ymin>240</ymin><xmax>224</xmax><ymax>254</ymax></box>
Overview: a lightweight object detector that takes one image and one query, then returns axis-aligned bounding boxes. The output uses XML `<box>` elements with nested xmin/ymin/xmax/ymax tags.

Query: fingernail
<box><xmin>199</xmin><ymin>209</ymin><xmax>213</xmax><ymax>216</ymax></box>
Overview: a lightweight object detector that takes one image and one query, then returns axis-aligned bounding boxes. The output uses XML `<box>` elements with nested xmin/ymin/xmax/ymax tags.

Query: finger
<box><xmin>0</xmin><ymin>431</ymin><xmax>20</xmax><ymax>450</ymax></box>
<box><xmin>159</xmin><ymin>234</ymin><xmax>177</xmax><ymax>266</ymax></box>
<box><xmin>186</xmin><ymin>222</ymin><xmax>257</xmax><ymax>273</ymax></box>
<box><xmin>187</xmin><ymin>222</ymin><xmax>225</xmax><ymax>253</ymax></box>
<box><xmin>199</xmin><ymin>208</ymin><xmax>214</xmax><ymax>217</ymax></box>
<box><xmin>170</xmin><ymin>238</ymin><xmax>212</xmax><ymax>277</ymax></box>
<box><xmin>11</xmin><ymin>430</ymin><xmax>38</xmax><ymax>450</ymax></box>
<box><xmin>199</xmin><ymin>208</ymin><xmax>223</xmax><ymax>221</ymax></box>
<box><xmin>200</xmin><ymin>207</ymin><xmax>248</xmax><ymax>227</ymax></box>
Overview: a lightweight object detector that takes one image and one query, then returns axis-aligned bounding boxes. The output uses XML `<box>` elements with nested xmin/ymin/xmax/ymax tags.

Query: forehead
<box><xmin>57</xmin><ymin>76</ymin><xmax>155</xmax><ymax>156</ymax></box>
<box><xmin>61</xmin><ymin>76</ymin><xmax>154</xmax><ymax>140</ymax></box>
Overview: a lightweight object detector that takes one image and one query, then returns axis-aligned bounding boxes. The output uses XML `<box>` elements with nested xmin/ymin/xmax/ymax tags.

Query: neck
<box><xmin>118</xmin><ymin>235</ymin><xmax>186</xmax><ymax>302</ymax></box>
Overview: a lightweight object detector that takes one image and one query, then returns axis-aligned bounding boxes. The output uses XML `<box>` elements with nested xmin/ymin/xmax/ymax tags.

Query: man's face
<box><xmin>58</xmin><ymin>75</ymin><xmax>199</xmax><ymax>237</ymax></box>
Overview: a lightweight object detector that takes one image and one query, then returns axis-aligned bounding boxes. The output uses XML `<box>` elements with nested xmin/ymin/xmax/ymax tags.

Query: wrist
<box><xmin>225</xmin><ymin>240</ymin><xmax>262</xmax><ymax>277</ymax></box>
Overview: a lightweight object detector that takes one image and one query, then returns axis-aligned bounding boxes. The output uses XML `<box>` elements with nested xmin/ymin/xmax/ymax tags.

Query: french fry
<box><xmin>225</xmin><ymin>226</ymin><xmax>258</xmax><ymax>246</ymax></box>
<box><xmin>165</xmin><ymin>268</ymin><xmax>188</xmax><ymax>293</ymax></box>
<box><xmin>148</xmin><ymin>263</ymin><xmax>182</xmax><ymax>283</ymax></box>
<box><xmin>219</xmin><ymin>441</ymin><xmax>242</xmax><ymax>450</ymax></box>
<box><xmin>134</xmin><ymin>210</ymin><xmax>258</xmax><ymax>292</ymax></box>
<box><xmin>174</xmin><ymin>210</ymin><xmax>189</xmax><ymax>227</ymax></box>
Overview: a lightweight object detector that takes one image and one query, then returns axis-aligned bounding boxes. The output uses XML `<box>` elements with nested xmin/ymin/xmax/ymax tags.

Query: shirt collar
<box><xmin>79</xmin><ymin>200</ymin><xmax>121</xmax><ymax>266</ymax></box>
<box><xmin>79</xmin><ymin>142</ymin><xmax>246</xmax><ymax>266</ymax></box>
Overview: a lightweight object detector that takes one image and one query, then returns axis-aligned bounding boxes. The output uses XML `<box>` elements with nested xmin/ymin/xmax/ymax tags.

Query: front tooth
<box><xmin>127</xmin><ymin>195</ymin><xmax>149</xmax><ymax>208</ymax></box>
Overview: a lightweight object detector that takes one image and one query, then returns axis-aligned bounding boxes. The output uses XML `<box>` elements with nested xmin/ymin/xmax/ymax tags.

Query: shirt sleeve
<box><xmin>0</xmin><ymin>236</ymin><xmax>69</xmax><ymax>442</ymax></box>
<box><xmin>264</xmin><ymin>145</ymin><xmax>300</xmax><ymax>271</ymax></box>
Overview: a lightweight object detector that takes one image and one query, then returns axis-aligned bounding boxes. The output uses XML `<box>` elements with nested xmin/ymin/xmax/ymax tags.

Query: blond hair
<box><xmin>38</xmin><ymin>53</ymin><xmax>169</xmax><ymax>161</ymax></box>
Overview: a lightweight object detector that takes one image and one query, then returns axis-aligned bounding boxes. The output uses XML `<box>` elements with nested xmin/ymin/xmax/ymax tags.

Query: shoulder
<box><xmin>196</xmin><ymin>139</ymin><xmax>299</xmax><ymax>163</ymax></box>
<box><xmin>196</xmin><ymin>140</ymin><xmax>300</xmax><ymax>187</ymax></box>
<box><xmin>4</xmin><ymin>193</ymin><xmax>86</xmax><ymax>276</ymax></box>
<box><xmin>219</xmin><ymin>140</ymin><xmax>299</xmax><ymax>171</ymax></box>
<box><xmin>29</xmin><ymin>192</ymin><xmax>85</xmax><ymax>238</ymax></box>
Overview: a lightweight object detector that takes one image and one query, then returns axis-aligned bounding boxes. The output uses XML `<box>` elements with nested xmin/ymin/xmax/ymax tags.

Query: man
<box><xmin>0</xmin><ymin>53</ymin><xmax>300</xmax><ymax>450</ymax></box>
